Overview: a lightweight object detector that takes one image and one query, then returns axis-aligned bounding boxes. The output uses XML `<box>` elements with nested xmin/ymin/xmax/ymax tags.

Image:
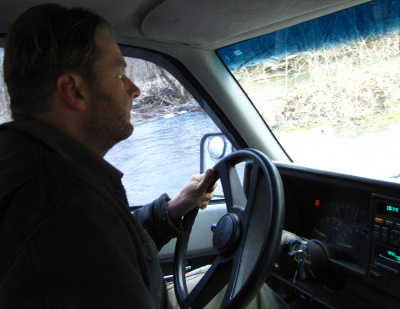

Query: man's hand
<box><xmin>167</xmin><ymin>169</ymin><xmax>218</xmax><ymax>220</ymax></box>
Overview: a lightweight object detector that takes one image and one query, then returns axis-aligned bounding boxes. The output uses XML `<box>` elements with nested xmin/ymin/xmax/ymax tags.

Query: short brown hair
<box><xmin>3</xmin><ymin>4</ymin><xmax>111</xmax><ymax>120</ymax></box>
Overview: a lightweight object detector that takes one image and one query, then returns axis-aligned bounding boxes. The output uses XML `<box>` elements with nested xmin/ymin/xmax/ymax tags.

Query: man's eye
<box><xmin>117</xmin><ymin>74</ymin><xmax>125</xmax><ymax>79</ymax></box>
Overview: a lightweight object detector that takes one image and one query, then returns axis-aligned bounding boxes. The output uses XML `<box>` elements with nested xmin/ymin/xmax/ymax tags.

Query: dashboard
<box><xmin>288</xmin><ymin>176</ymin><xmax>371</xmax><ymax>268</ymax></box>
<box><xmin>274</xmin><ymin>162</ymin><xmax>400</xmax><ymax>308</ymax></box>
<box><xmin>160</xmin><ymin>157</ymin><xmax>400</xmax><ymax>308</ymax></box>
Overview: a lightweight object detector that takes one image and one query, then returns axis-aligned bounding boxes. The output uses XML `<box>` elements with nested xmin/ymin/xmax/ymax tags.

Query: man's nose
<box><xmin>126</xmin><ymin>77</ymin><xmax>140</xmax><ymax>99</ymax></box>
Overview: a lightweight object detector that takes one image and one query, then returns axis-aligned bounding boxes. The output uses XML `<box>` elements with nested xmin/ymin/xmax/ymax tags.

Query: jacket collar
<box><xmin>0</xmin><ymin>119</ymin><xmax>124</xmax><ymax>188</ymax></box>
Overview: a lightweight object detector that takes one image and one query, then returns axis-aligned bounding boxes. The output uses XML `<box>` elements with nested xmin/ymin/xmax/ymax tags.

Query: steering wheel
<box><xmin>173</xmin><ymin>149</ymin><xmax>285</xmax><ymax>309</ymax></box>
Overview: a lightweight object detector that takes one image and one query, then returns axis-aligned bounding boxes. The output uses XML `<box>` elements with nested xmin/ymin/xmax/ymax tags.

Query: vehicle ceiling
<box><xmin>0</xmin><ymin>0</ymin><xmax>370</xmax><ymax>50</ymax></box>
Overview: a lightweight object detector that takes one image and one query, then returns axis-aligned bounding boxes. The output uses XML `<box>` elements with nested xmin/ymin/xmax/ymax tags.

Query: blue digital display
<box><xmin>377</xmin><ymin>201</ymin><xmax>400</xmax><ymax>219</ymax></box>
<box><xmin>386</xmin><ymin>205</ymin><xmax>400</xmax><ymax>213</ymax></box>
<box><xmin>376</xmin><ymin>245</ymin><xmax>400</xmax><ymax>266</ymax></box>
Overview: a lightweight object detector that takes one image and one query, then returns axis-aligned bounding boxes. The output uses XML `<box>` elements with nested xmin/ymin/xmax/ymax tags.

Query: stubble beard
<box><xmin>84</xmin><ymin>89</ymin><xmax>133</xmax><ymax>157</ymax></box>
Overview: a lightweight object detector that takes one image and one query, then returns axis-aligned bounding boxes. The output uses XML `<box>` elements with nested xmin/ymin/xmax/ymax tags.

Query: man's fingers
<box><xmin>199</xmin><ymin>200</ymin><xmax>209</xmax><ymax>210</ymax></box>
<box><xmin>203</xmin><ymin>192</ymin><xmax>213</xmax><ymax>201</ymax></box>
<box><xmin>198</xmin><ymin>168</ymin><xmax>217</xmax><ymax>192</ymax></box>
<box><xmin>199</xmin><ymin>190</ymin><xmax>214</xmax><ymax>210</ymax></box>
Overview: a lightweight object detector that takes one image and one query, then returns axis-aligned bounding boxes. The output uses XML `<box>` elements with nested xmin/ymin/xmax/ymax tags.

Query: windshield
<box><xmin>218</xmin><ymin>0</ymin><xmax>400</xmax><ymax>182</ymax></box>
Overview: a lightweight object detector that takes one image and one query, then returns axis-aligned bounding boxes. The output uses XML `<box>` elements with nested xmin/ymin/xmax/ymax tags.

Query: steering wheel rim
<box><xmin>173</xmin><ymin>149</ymin><xmax>285</xmax><ymax>309</ymax></box>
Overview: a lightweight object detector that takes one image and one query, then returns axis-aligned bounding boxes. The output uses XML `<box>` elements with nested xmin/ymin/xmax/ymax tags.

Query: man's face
<box><xmin>83</xmin><ymin>28</ymin><xmax>140</xmax><ymax>155</ymax></box>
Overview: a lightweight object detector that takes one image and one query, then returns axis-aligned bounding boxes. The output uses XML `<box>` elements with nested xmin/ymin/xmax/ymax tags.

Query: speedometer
<box><xmin>312</xmin><ymin>216</ymin><xmax>343</xmax><ymax>241</ymax></box>
<box><xmin>336</xmin><ymin>224</ymin><xmax>370</xmax><ymax>264</ymax></box>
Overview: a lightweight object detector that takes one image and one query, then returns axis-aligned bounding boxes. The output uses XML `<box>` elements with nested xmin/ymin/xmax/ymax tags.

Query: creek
<box><xmin>106</xmin><ymin>111</ymin><xmax>220</xmax><ymax>205</ymax></box>
<box><xmin>106</xmin><ymin>111</ymin><xmax>400</xmax><ymax>206</ymax></box>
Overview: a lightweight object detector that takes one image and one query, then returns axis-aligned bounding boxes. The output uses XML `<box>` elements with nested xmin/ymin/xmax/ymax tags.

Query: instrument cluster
<box><xmin>287</xmin><ymin>182</ymin><xmax>372</xmax><ymax>267</ymax></box>
<box><xmin>306</xmin><ymin>199</ymin><xmax>370</xmax><ymax>265</ymax></box>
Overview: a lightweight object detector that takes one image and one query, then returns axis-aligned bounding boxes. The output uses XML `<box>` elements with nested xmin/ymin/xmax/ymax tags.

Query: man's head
<box><xmin>4</xmin><ymin>3</ymin><xmax>110</xmax><ymax>120</ymax></box>
<box><xmin>4</xmin><ymin>4</ymin><xmax>140</xmax><ymax>156</ymax></box>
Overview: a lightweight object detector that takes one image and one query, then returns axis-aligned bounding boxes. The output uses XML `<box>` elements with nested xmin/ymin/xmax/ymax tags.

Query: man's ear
<box><xmin>56</xmin><ymin>73</ymin><xmax>89</xmax><ymax>111</ymax></box>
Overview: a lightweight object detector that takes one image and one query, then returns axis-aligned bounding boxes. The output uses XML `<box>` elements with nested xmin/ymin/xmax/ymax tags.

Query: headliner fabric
<box><xmin>141</xmin><ymin>0</ymin><xmax>371</xmax><ymax>48</ymax></box>
<box><xmin>0</xmin><ymin>0</ymin><xmax>371</xmax><ymax>49</ymax></box>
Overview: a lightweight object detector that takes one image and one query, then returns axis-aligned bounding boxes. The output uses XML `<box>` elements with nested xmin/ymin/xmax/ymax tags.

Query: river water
<box><xmin>105</xmin><ymin>111</ymin><xmax>220</xmax><ymax>205</ymax></box>
<box><xmin>106</xmin><ymin>111</ymin><xmax>400</xmax><ymax>206</ymax></box>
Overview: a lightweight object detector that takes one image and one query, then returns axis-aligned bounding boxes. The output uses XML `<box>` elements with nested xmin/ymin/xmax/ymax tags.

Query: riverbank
<box><xmin>130</xmin><ymin>100</ymin><xmax>202</xmax><ymax>124</ymax></box>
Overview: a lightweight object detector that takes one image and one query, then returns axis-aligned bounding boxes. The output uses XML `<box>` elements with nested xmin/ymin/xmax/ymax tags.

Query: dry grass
<box><xmin>232</xmin><ymin>33</ymin><xmax>400</xmax><ymax>133</ymax></box>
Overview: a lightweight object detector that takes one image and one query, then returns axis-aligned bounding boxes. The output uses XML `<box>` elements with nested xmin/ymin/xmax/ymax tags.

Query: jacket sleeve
<box><xmin>19</xmin><ymin>196</ymin><xmax>165</xmax><ymax>309</ymax></box>
<box><xmin>133</xmin><ymin>193</ymin><xmax>183</xmax><ymax>251</ymax></box>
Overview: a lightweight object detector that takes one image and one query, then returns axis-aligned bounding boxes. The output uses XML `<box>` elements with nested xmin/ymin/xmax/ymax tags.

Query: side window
<box><xmin>0</xmin><ymin>49</ymin><xmax>11</xmax><ymax>123</ymax></box>
<box><xmin>105</xmin><ymin>57</ymin><xmax>222</xmax><ymax>205</ymax></box>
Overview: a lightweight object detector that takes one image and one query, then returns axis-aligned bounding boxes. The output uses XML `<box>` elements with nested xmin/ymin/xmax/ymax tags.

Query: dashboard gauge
<box><xmin>336</xmin><ymin>224</ymin><xmax>369</xmax><ymax>252</ymax></box>
<box><xmin>299</xmin><ymin>191</ymin><xmax>371</xmax><ymax>268</ymax></box>
<box><xmin>312</xmin><ymin>216</ymin><xmax>343</xmax><ymax>241</ymax></box>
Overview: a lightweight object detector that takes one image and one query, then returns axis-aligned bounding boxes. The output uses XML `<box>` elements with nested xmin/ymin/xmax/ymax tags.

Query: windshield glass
<box><xmin>218</xmin><ymin>0</ymin><xmax>400</xmax><ymax>182</ymax></box>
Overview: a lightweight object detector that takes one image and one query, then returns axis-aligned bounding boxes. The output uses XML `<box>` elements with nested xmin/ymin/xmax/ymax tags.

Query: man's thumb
<box><xmin>200</xmin><ymin>168</ymin><xmax>217</xmax><ymax>192</ymax></box>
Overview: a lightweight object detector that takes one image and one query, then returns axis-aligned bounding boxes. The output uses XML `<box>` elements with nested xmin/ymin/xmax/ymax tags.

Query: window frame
<box><xmin>119</xmin><ymin>44</ymin><xmax>245</xmax><ymax>151</ymax></box>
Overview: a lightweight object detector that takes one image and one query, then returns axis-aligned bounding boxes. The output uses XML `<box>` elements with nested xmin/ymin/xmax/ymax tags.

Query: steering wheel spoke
<box><xmin>181</xmin><ymin>257</ymin><xmax>232</xmax><ymax>308</ymax></box>
<box><xmin>217</xmin><ymin>159</ymin><xmax>246</xmax><ymax>212</ymax></box>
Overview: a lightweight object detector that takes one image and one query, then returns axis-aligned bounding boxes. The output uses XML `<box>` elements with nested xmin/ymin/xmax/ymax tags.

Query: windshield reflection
<box><xmin>218</xmin><ymin>0</ymin><xmax>400</xmax><ymax>182</ymax></box>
